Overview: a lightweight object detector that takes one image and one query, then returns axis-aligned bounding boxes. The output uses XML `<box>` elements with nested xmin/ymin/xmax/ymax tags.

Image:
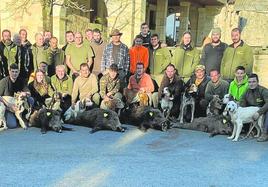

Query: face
<box><xmin>56</xmin><ymin>67</ymin><xmax>65</xmax><ymax>79</ymax></box>
<box><xmin>136</xmin><ymin>64</ymin><xmax>144</xmax><ymax>76</ymax></box>
<box><xmin>141</xmin><ymin>24</ymin><xmax>149</xmax><ymax>35</ymax></box>
<box><xmin>134</xmin><ymin>38</ymin><xmax>143</xmax><ymax>46</ymax></box>
<box><xmin>211</xmin><ymin>33</ymin><xmax>220</xmax><ymax>43</ymax></box>
<box><xmin>235</xmin><ymin>69</ymin><xmax>245</xmax><ymax>81</ymax></box>
<box><xmin>49</xmin><ymin>38</ymin><xmax>58</xmax><ymax>49</ymax></box>
<box><xmin>93</xmin><ymin>32</ymin><xmax>101</xmax><ymax>43</ymax></box>
<box><xmin>9</xmin><ymin>68</ymin><xmax>19</xmax><ymax>81</ymax></box>
<box><xmin>195</xmin><ymin>69</ymin><xmax>205</xmax><ymax>79</ymax></box>
<box><xmin>2</xmin><ymin>31</ymin><xmax>11</xmax><ymax>43</ymax></box>
<box><xmin>231</xmin><ymin>31</ymin><xmax>241</xmax><ymax>44</ymax></box>
<box><xmin>35</xmin><ymin>34</ymin><xmax>44</xmax><ymax>47</ymax></box>
<box><xmin>210</xmin><ymin>70</ymin><xmax>220</xmax><ymax>83</ymax></box>
<box><xmin>86</xmin><ymin>31</ymin><xmax>93</xmax><ymax>40</ymax></box>
<box><xmin>36</xmin><ymin>71</ymin><xmax>44</xmax><ymax>83</ymax></box>
<box><xmin>108</xmin><ymin>69</ymin><xmax>117</xmax><ymax>79</ymax></box>
<box><xmin>39</xmin><ymin>63</ymin><xmax>47</xmax><ymax>73</ymax></box>
<box><xmin>80</xmin><ymin>65</ymin><xmax>90</xmax><ymax>78</ymax></box>
<box><xmin>111</xmin><ymin>35</ymin><xmax>121</xmax><ymax>43</ymax></box>
<box><xmin>66</xmin><ymin>33</ymin><xmax>74</xmax><ymax>43</ymax></box>
<box><xmin>150</xmin><ymin>36</ymin><xmax>159</xmax><ymax>47</ymax></box>
<box><xmin>183</xmin><ymin>33</ymin><xmax>191</xmax><ymax>45</ymax></box>
<box><xmin>165</xmin><ymin>66</ymin><xmax>175</xmax><ymax>79</ymax></box>
<box><xmin>20</xmin><ymin>30</ymin><xmax>27</xmax><ymax>42</ymax></box>
<box><xmin>248</xmin><ymin>77</ymin><xmax>258</xmax><ymax>90</ymax></box>
<box><xmin>74</xmin><ymin>33</ymin><xmax>83</xmax><ymax>45</ymax></box>
<box><xmin>44</xmin><ymin>31</ymin><xmax>52</xmax><ymax>40</ymax></box>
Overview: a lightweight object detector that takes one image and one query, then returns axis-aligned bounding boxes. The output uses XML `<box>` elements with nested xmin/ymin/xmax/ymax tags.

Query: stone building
<box><xmin>1</xmin><ymin>0</ymin><xmax>268</xmax><ymax>86</ymax></box>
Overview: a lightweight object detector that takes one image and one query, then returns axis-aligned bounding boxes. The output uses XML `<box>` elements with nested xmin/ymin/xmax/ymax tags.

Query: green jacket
<box><xmin>51</xmin><ymin>74</ymin><xmax>73</xmax><ymax>95</ymax></box>
<box><xmin>221</xmin><ymin>41</ymin><xmax>253</xmax><ymax>80</ymax></box>
<box><xmin>205</xmin><ymin>78</ymin><xmax>229</xmax><ymax>102</ymax></box>
<box><xmin>47</xmin><ymin>48</ymin><xmax>65</xmax><ymax>76</ymax></box>
<box><xmin>149</xmin><ymin>45</ymin><xmax>171</xmax><ymax>75</ymax></box>
<box><xmin>31</xmin><ymin>44</ymin><xmax>48</xmax><ymax>71</ymax></box>
<box><xmin>171</xmin><ymin>45</ymin><xmax>200</xmax><ymax>80</ymax></box>
<box><xmin>240</xmin><ymin>85</ymin><xmax>268</xmax><ymax>115</ymax></box>
<box><xmin>228</xmin><ymin>75</ymin><xmax>248</xmax><ymax>101</ymax></box>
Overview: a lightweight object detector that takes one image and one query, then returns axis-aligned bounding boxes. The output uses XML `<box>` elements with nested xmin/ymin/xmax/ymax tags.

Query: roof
<box><xmin>234</xmin><ymin>0</ymin><xmax>268</xmax><ymax>12</ymax></box>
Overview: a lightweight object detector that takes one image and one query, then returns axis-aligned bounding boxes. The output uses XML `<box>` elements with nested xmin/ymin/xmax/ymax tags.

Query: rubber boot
<box><xmin>257</xmin><ymin>126</ymin><xmax>268</xmax><ymax>142</ymax></box>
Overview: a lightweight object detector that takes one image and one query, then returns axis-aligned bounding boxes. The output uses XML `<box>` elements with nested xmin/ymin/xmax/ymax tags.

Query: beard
<box><xmin>212</xmin><ymin>38</ymin><xmax>220</xmax><ymax>43</ymax></box>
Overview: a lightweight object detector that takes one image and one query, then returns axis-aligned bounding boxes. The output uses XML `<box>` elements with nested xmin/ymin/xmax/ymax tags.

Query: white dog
<box><xmin>178</xmin><ymin>84</ymin><xmax>197</xmax><ymax>123</ymax></box>
<box><xmin>225</xmin><ymin>101</ymin><xmax>264</xmax><ymax>141</ymax></box>
<box><xmin>160</xmin><ymin>87</ymin><xmax>174</xmax><ymax>118</ymax></box>
<box><xmin>1</xmin><ymin>93</ymin><xmax>29</xmax><ymax>130</ymax></box>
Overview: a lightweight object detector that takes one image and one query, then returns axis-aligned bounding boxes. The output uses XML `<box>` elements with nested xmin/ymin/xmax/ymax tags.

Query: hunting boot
<box><xmin>257</xmin><ymin>126</ymin><xmax>268</xmax><ymax>142</ymax></box>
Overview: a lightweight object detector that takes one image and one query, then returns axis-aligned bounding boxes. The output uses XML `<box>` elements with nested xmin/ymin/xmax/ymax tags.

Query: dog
<box><xmin>206</xmin><ymin>95</ymin><xmax>223</xmax><ymax>116</ymax></box>
<box><xmin>138</xmin><ymin>92</ymin><xmax>149</xmax><ymax>106</ymax></box>
<box><xmin>0</xmin><ymin>101</ymin><xmax>7</xmax><ymax>131</ymax></box>
<box><xmin>225</xmin><ymin>101</ymin><xmax>264</xmax><ymax>141</ymax></box>
<box><xmin>1</xmin><ymin>92</ymin><xmax>30</xmax><ymax>130</ymax></box>
<box><xmin>178</xmin><ymin>84</ymin><xmax>197</xmax><ymax>123</ymax></box>
<box><xmin>160</xmin><ymin>87</ymin><xmax>174</xmax><ymax>118</ymax></box>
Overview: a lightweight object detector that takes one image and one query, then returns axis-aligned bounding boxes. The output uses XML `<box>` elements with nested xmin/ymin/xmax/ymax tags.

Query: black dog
<box><xmin>29</xmin><ymin>108</ymin><xmax>72</xmax><ymax>134</ymax></box>
<box><xmin>64</xmin><ymin>108</ymin><xmax>126</xmax><ymax>133</ymax></box>
<box><xmin>120</xmin><ymin>105</ymin><xmax>170</xmax><ymax>132</ymax></box>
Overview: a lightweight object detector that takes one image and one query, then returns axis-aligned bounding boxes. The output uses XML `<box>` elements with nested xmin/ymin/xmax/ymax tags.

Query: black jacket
<box><xmin>0</xmin><ymin>76</ymin><xmax>29</xmax><ymax>96</ymax></box>
<box><xmin>19</xmin><ymin>40</ymin><xmax>33</xmax><ymax>80</ymax></box>
<box><xmin>185</xmin><ymin>75</ymin><xmax>210</xmax><ymax>100</ymax></box>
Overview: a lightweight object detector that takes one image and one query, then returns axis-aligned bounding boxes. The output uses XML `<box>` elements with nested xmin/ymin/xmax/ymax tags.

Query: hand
<box><xmin>252</xmin><ymin>112</ymin><xmax>260</xmax><ymax>121</ymax></box>
<box><xmin>9</xmin><ymin>104</ymin><xmax>18</xmax><ymax>112</ymax></box>
<box><xmin>104</xmin><ymin>95</ymin><xmax>111</xmax><ymax>102</ymax></box>
<box><xmin>107</xmin><ymin>92</ymin><xmax>113</xmax><ymax>97</ymax></box>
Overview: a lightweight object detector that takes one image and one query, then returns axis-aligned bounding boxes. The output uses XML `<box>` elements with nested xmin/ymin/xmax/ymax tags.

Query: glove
<box><xmin>252</xmin><ymin>112</ymin><xmax>260</xmax><ymax>121</ymax></box>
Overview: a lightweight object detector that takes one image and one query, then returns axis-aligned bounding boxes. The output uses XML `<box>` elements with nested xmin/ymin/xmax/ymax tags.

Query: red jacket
<box><xmin>129</xmin><ymin>46</ymin><xmax>149</xmax><ymax>74</ymax></box>
<box><xmin>128</xmin><ymin>73</ymin><xmax>154</xmax><ymax>93</ymax></box>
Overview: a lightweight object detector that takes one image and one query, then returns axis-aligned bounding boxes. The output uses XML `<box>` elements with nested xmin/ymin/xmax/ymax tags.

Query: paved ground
<box><xmin>1</xmin><ymin>124</ymin><xmax>268</xmax><ymax>187</ymax></box>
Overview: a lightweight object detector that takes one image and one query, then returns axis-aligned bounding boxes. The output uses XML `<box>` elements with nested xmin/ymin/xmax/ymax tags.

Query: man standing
<box><xmin>221</xmin><ymin>28</ymin><xmax>253</xmax><ymax>81</ymax></box>
<box><xmin>129</xmin><ymin>35</ymin><xmax>149</xmax><ymax>75</ymax></box>
<box><xmin>31</xmin><ymin>33</ymin><xmax>48</xmax><ymax>71</ymax></box>
<box><xmin>148</xmin><ymin>33</ymin><xmax>171</xmax><ymax>88</ymax></box>
<box><xmin>101</xmin><ymin>29</ymin><xmax>129</xmax><ymax>89</ymax></box>
<box><xmin>84</xmin><ymin>29</ymin><xmax>93</xmax><ymax>45</ymax></box>
<box><xmin>43</xmin><ymin>30</ymin><xmax>52</xmax><ymax>48</ymax></box>
<box><xmin>239</xmin><ymin>74</ymin><xmax>268</xmax><ymax>142</ymax></box>
<box><xmin>200</xmin><ymin>28</ymin><xmax>228</xmax><ymax>74</ymax></box>
<box><xmin>72</xmin><ymin>63</ymin><xmax>100</xmax><ymax>106</ymax></box>
<box><xmin>19</xmin><ymin>29</ymin><xmax>33</xmax><ymax>82</ymax></box>
<box><xmin>124</xmin><ymin>63</ymin><xmax>154</xmax><ymax>105</ymax></box>
<box><xmin>90</xmin><ymin>28</ymin><xmax>107</xmax><ymax>77</ymax></box>
<box><xmin>65</xmin><ymin>32</ymin><xmax>94</xmax><ymax>78</ymax></box>
<box><xmin>99</xmin><ymin>64</ymin><xmax>122</xmax><ymax>109</ymax></box>
<box><xmin>46</xmin><ymin>37</ymin><xmax>65</xmax><ymax>77</ymax></box>
<box><xmin>0</xmin><ymin>29</ymin><xmax>20</xmax><ymax>79</ymax></box>
<box><xmin>205</xmin><ymin>69</ymin><xmax>229</xmax><ymax>103</ymax></box>
<box><xmin>139</xmin><ymin>23</ymin><xmax>151</xmax><ymax>48</ymax></box>
<box><xmin>62</xmin><ymin>31</ymin><xmax>74</xmax><ymax>51</ymax></box>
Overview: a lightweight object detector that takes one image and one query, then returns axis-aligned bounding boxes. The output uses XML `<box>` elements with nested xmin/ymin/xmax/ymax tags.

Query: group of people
<box><xmin>0</xmin><ymin>23</ymin><xmax>268</xmax><ymax>141</ymax></box>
